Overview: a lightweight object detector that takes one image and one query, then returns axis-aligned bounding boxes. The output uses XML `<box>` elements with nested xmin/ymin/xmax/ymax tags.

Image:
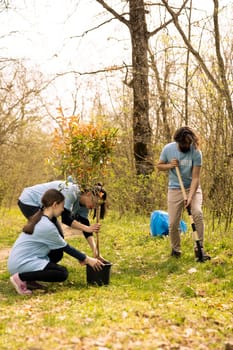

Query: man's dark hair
<box><xmin>173</xmin><ymin>126</ymin><xmax>199</xmax><ymax>149</ymax></box>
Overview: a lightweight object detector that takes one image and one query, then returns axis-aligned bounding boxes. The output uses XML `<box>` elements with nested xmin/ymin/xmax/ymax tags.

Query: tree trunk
<box><xmin>95</xmin><ymin>0</ymin><xmax>154</xmax><ymax>175</ymax></box>
<box><xmin>129</xmin><ymin>0</ymin><xmax>154</xmax><ymax>175</ymax></box>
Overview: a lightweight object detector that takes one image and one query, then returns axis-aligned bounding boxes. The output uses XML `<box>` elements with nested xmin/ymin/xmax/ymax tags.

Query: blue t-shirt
<box><xmin>159</xmin><ymin>142</ymin><xmax>202</xmax><ymax>189</ymax></box>
<box><xmin>19</xmin><ymin>181</ymin><xmax>80</xmax><ymax>212</ymax></box>
<box><xmin>71</xmin><ymin>192</ymin><xmax>89</xmax><ymax>219</ymax></box>
<box><xmin>8</xmin><ymin>216</ymin><xmax>67</xmax><ymax>275</ymax></box>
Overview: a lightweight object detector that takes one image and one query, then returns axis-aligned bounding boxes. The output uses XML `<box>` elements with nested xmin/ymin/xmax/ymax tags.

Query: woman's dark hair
<box><xmin>92</xmin><ymin>183</ymin><xmax>107</xmax><ymax>220</ymax></box>
<box><xmin>173</xmin><ymin>126</ymin><xmax>199</xmax><ymax>149</ymax></box>
<box><xmin>42</xmin><ymin>189</ymin><xmax>65</xmax><ymax>208</ymax></box>
<box><xmin>23</xmin><ymin>189</ymin><xmax>65</xmax><ymax>234</ymax></box>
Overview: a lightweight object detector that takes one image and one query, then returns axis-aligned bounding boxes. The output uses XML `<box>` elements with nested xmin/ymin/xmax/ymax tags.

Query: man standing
<box><xmin>157</xmin><ymin>126</ymin><xmax>210</xmax><ymax>260</ymax></box>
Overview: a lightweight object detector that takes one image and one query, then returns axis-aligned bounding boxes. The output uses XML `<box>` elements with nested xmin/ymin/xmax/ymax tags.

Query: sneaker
<box><xmin>10</xmin><ymin>273</ymin><xmax>32</xmax><ymax>295</ymax></box>
<box><xmin>27</xmin><ymin>281</ymin><xmax>47</xmax><ymax>290</ymax></box>
<box><xmin>194</xmin><ymin>247</ymin><xmax>211</xmax><ymax>261</ymax></box>
<box><xmin>171</xmin><ymin>249</ymin><xmax>181</xmax><ymax>258</ymax></box>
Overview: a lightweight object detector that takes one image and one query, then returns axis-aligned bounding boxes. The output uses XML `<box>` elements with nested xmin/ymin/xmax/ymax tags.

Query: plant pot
<box><xmin>86</xmin><ymin>261</ymin><xmax>112</xmax><ymax>286</ymax></box>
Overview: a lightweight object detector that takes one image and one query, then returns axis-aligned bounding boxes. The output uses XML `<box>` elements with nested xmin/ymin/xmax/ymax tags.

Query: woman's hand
<box><xmin>82</xmin><ymin>256</ymin><xmax>104</xmax><ymax>270</ymax></box>
<box><xmin>86</xmin><ymin>223</ymin><xmax>101</xmax><ymax>233</ymax></box>
<box><xmin>93</xmin><ymin>251</ymin><xmax>107</xmax><ymax>263</ymax></box>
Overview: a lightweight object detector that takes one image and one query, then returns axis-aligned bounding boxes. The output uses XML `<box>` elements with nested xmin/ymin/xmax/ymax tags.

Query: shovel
<box><xmin>175</xmin><ymin>166</ymin><xmax>204</xmax><ymax>262</ymax></box>
<box><xmin>95</xmin><ymin>205</ymin><xmax>106</xmax><ymax>262</ymax></box>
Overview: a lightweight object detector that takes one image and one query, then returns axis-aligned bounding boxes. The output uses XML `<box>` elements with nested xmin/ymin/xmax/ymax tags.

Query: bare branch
<box><xmin>160</xmin><ymin>0</ymin><xmax>221</xmax><ymax>93</ymax></box>
<box><xmin>213</xmin><ymin>0</ymin><xmax>233</xmax><ymax>127</ymax></box>
<box><xmin>54</xmin><ymin>65</ymin><xmax>128</xmax><ymax>78</ymax></box>
<box><xmin>95</xmin><ymin>0</ymin><xmax>130</xmax><ymax>27</ymax></box>
<box><xmin>70</xmin><ymin>17</ymin><xmax>118</xmax><ymax>39</ymax></box>
<box><xmin>148</xmin><ymin>0</ymin><xmax>188</xmax><ymax>38</ymax></box>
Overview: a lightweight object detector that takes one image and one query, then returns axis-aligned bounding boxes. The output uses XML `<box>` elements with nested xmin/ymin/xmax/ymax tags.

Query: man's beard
<box><xmin>179</xmin><ymin>146</ymin><xmax>190</xmax><ymax>153</ymax></box>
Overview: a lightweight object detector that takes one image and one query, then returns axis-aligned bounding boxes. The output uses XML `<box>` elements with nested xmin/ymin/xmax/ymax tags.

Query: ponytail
<box><xmin>23</xmin><ymin>209</ymin><xmax>43</xmax><ymax>234</ymax></box>
<box><xmin>22</xmin><ymin>189</ymin><xmax>65</xmax><ymax>234</ymax></box>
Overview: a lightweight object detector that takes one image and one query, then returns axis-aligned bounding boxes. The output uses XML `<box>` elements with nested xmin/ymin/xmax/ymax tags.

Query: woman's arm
<box><xmin>63</xmin><ymin>244</ymin><xmax>103</xmax><ymax>270</ymax></box>
<box><xmin>63</xmin><ymin>244</ymin><xmax>86</xmax><ymax>261</ymax></box>
<box><xmin>71</xmin><ymin>220</ymin><xmax>100</xmax><ymax>233</ymax></box>
<box><xmin>61</xmin><ymin>208</ymin><xmax>100</xmax><ymax>233</ymax></box>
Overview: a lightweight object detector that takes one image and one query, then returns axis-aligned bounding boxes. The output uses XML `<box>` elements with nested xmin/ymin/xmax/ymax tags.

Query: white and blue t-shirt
<box><xmin>19</xmin><ymin>181</ymin><xmax>80</xmax><ymax>212</ymax></box>
<box><xmin>159</xmin><ymin>142</ymin><xmax>202</xmax><ymax>189</ymax></box>
<box><xmin>8</xmin><ymin>216</ymin><xmax>67</xmax><ymax>275</ymax></box>
<box><xmin>71</xmin><ymin>193</ymin><xmax>89</xmax><ymax>219</ymax></box>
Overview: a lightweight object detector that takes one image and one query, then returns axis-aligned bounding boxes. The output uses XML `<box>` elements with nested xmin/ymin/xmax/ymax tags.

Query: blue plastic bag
<box><xmin>150</xmin><ymin>210</ymin><xmax>187</xmax><ymax>237</ymax></box>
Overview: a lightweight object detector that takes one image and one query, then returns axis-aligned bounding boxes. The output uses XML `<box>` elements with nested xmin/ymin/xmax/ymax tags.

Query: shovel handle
<box><xmin>175</xmin><ymin>166</ymin><xmax>203</xmax><ymax>261</ymax></box>
<box><xmin>175</xmin><ymin>166</ymin><xmax>187</xmax><ymax>201</ymax></box>
<box><xmin>95</xmin><ymin>205</ymin><xmax>100</xmax><ymax>257</ymax></box>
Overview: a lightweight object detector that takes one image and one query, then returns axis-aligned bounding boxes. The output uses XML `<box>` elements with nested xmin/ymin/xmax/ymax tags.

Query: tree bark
<box><xmin>129</xmin><ymin>0</ymin><xmax>153</xmax><ymax>175</ymax></box>
<box><xmin>96</xmin><ymin>0</ymin><xmax>154</xmax><ymax>175</ymax></box>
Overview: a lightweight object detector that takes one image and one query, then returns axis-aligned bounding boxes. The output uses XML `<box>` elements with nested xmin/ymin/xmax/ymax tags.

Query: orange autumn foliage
<box><xmin>50</xmin><ymin>112</ymin><xmax>117</xmax><ymax>187</ymax></box>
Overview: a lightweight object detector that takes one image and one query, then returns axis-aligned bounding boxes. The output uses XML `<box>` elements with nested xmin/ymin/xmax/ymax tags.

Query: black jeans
<box><xmin>19</xmin><ymin>262</ymin><xmax>68</xmax><ymax>282</ymax></box>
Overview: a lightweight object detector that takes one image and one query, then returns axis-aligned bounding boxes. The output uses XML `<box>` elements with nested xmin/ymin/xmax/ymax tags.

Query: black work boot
<box><xmin>171</xmin><ymin>249</ymin><xmax>181</xmax><ymax>258</ymax></box>
<box><xmin>194</xmin><ymin>247</ymin><xmax>211</xmax><ymax>261</ymax></box>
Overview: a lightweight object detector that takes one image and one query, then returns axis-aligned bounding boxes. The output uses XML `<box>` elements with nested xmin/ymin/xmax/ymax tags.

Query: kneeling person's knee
<box><xmin>59</xmin><ymin>266</ymin><xmax>69</xmax><ymax>282</ymax></box>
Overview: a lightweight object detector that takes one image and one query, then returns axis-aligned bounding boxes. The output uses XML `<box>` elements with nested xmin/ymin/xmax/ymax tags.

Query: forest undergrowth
<box><xmin>0</xmin><ymin>208</ymin><xmax>233</xmax><ymax>350</ymax></box>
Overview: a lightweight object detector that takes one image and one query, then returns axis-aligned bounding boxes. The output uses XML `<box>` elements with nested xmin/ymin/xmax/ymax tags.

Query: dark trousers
<box><xmin>19</xmin><ymin>262</ymin><xmax>68</xmax><ymax>282</ymax></box>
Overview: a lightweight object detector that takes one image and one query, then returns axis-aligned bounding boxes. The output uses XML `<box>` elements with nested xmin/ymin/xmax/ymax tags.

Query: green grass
<box><xmin>0</xmin><ymin>208</ymin><xmax>233</xmax><ymax>349</ymax></box>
